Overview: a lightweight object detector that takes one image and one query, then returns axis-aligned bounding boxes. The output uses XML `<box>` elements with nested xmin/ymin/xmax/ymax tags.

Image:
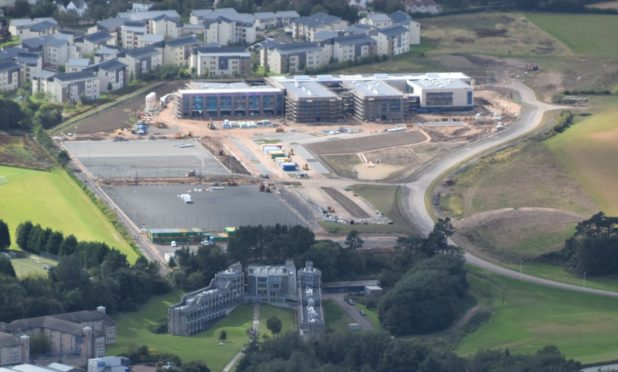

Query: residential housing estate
<box><xmin>0</xmin><ymin>8</ymin><xmax>423</xmax><ymax>100</ymax></box>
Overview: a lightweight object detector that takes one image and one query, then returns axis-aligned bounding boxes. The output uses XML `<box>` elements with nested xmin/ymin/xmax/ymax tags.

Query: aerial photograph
<box><xmin>0</xmin><ymin>0</ymin><xmax>617</xmax><ymax>371</ymax></box>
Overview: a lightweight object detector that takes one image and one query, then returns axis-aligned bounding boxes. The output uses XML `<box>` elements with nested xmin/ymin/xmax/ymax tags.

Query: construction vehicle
<box><xmin>327</xmin><ymin>206</ymin><xmax>335</xmax><ymax>213</ymax></box>
<box><xmin>275</xmin><ymin>128</ymin><xmax>284</xmax><ymax>133</ymax></box>
<box><xmin>303</xmin><ymin>163</ymin><xmax>309</xmax><ymax>171</ymax></box>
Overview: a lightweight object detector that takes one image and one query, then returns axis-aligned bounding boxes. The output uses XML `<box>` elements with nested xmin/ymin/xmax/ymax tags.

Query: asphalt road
<box><xmin>402</xmin><ymin>81</ymin><xmax>618</xmax><ymax>298</ymax></box>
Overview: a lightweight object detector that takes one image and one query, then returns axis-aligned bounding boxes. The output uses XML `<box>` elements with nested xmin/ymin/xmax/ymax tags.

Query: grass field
<box><xmin>526</xmin><ymin>13</ymin><xmax>618</xmax><ymax>57</ymax></box>
<box><xmin>505</xmin><ymin>262</ymin><xmax>618</xmax><ymax>292</ymax></box>
<box><xmin>348</xmin><ymin>184</ymin><xmax>416</xmax><ymax>235</ymax></box>
<box><xmin>546</xmin><ymin>100</ymin><xmax>618</xmax><ymax>215</ymax></box>
<box><xmin>11</xmin><ymin>255</ymin><xmax>57</xmax><ymax>278</ymax></box>
<box><xmin>458</xmin><ymin>267</ymin><xmax>618</xmax><ymax>363</ymax></box>
<box><xmin>323</xmin><ymin>300</ymin><xmax>354</xmax><ymax>332</ymax></box>
<box><xmin>439</xmin><ymin>141</ymin><xmax>596</xmax><ymax>219</ymax></box>
<box><xmin>0</xmin><ymin>166</ymin><xmax>137</xmax><ymax>262</ymax></box>
<box><xmin>106</xmin><ymin>291</ymin><xmax>254</xmax><ymax>371</ymax></box>
<box><xmin>258</xmin><ymin>305</ymin><xmax>296</xmax><ymax>338</ymax></box>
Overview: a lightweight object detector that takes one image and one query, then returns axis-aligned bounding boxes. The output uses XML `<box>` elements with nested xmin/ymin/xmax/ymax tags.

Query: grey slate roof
<box><xmin>389</xmin><ymin>10</ymin><xmax>412</xmax><ymax>24</ymax></box>
<box><xmin>197</xmin><ymin>46</ymin><xmax>247</xmax><ymax>54</ymax></box>
<box><xmin>29</xmin><ymin>20</ymin><xmax>56</xmax><ymax>32</ymax></box>
<box><xmin>378</xmin><ymin>25</ymin><xmax>408</xmax><ymax>37</ymax></box>
<box><xmin>165</xmin><ymin>35</ymin><xmax>199</xmax><ymax>48</ymax></box>
<box><xmin>0</xmin><ymin>332</ymin><xmax>20</xmax><ymax>348</ymax></box>
<box><xmin>8</xmin><ymin>316</ymin><xmax>103</xmax><ymax>337</ymax></box>
<box><xmin>94</xmin><ymin>59</ymin><xmax>127</xmax><ymax>71</ymax></box>
<box><xmin>66</xmin><ymin>58</ymin><xmax>90</xmax><ymax>67</ymax></box>
<box><xmin>334</xmin><ymin>34</ymin><xmax>375</xmax><ymax>46</ymax></box>
<box><xmin>84</xmin><ymin>31</ymin><xmax>113</xmax><ymax>44</ymax></box>
<box><xmin>52</xmin><ymin>310</ymin><xmax>114</xmax><ymax>325</ymax></box>
<box><xmin>97</xmin><ymin>17</ymin><xmax>126</xmax><ymax>32</ymax></box>
<box><xmin>366</xmin><ymin>13</ymin><xmax>391</xmax><ymax>23</ymax></box>
<box><xmin>125</xmin><ymin>46</ymin><xmax>159</xmax><ymax>59</ymax></box>
<box><xmin>54</xmin><ymin>70</ymin><xmax>97</xmax><ymax>82</ymax></box>
<box><xmin>275</xmin><ymin>42</ymin><xmax>321</xmax><ymax>54</ymax></box>
<box><xmin>296</xmin><ymin>12</ymin><xmax>342</xmax><ymax>28</ymax></box>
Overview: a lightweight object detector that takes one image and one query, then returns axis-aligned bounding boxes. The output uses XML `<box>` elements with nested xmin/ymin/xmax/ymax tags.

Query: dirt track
<box><xmin>306</xmin><ymin>131</ymin><xmax>427</xmax><ymax>155</ymax></box>
<box><xmin>322</xmin><ymin>187</ymin><xmax>370</xmax><ymax>218</ymax></box>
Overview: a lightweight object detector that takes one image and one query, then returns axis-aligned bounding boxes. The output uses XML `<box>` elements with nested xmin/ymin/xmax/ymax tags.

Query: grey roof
<box><xmin>334</xmin><ymin>34</ymin><xmax>375</xmax><ymax>46</ymax></box>
<box><xmin>54</xmin><ymin>70</ymin><xmax>97</xmax><ymax>82</ymax></box>
<box><xmin>125</xmin><ymin>46</ymin><xmax>159</xmax><ymax>59</ymax></box>
<box><xmin>0</xmin><ymin>332</ymin><xmax>20</xmax><ymax>348</ymax></box>
<box><xmin>345</xmin><ymin>80</ymin><xmax>403</xmax><ymax>98</ymax></box>
<box><xmin>84</xmin><ymin>31</ymin><xmax>112</xmax><ymax>44</ymax></box>
<box><xmin>117</xmin><ymin>10</ymin><xmax>181</xmax><ymax>22</ymax></box>
<box><xmin>10</xmin><ymin>17</ymin><xmax>57</xmax><ymax>27</ymax></box>
<box><xmin>296</xmin><ymin>12</ymin><xmax>342</xmax><ymax>28</ymax></box>
<box><xmin>197</xmin><ymin>46</ymin><xmax>248</xmax><ymax>54</ymax></box>
<box><xmin>66</xmin><ymin>58</ymin><xmax>90</xmax><ymax>67</ymax></box>
<box><xmin>389</xmin><ymin>10</ymin><xmax>412</xmax><ymax>24</ymax></box>
<box><xmin>254</xmin><ymin>11</ymin><xmax>299</xmax><ymax>20</ymax></box>
<box><xmin>32</xmin><ymin>69</ymin><xmax>56</xmax><ymax>79</ymax></box>
<box><xmin>94</xmin><ymin>59</ymin><xmax>127</xmax><ymax>71</ymax></box>
<box><xmin>29</xmin><ymin>20</ymin><xmax>56</xmax><ymax>32</ymax></box>
<box><xmin>97</xmin><ymin>17</ymin><xmax>126</xmax><ymax>32</ymax></box>
<box><xmin>378</xmin><ymin>25</ymin><xmax>408</xmax><ymax>37</ymax></box>
<box><xmin>165</xmin><ymin>35</ymin><xmax>199</xmax><ymax>48</ymax></box>
<box><xmin>314</xmin><ymin>30</ymin><xmax>339</xmax><ymax>42</ymax></box>
<box><xmin>344</xmin><ymin>24</ymin><xmax>373</xmax><ymax>35</ymax></box>
<box><xmin>142</xmin><ymin>34</ymin><xmax>164</xmax><ymax>43</ymax></box>
<box><xmin>8</xmin><ymin>315</ymin><xmax>103</xmax><ymax>337</ymax></box>
<box><xmin>194</xmin><ymin>8</ymin><xmax>256</xmax><ymax>25</ymax></box>
<box><xmin>283</xmin><ymin>81</ymin><xmax>337</xmax><ymax>99</ymax></box>
<box><xmin>52</xmin><ymin>310</ymin><xmax>114</xmax><ymax>325</ymax></box>
<box><xmin>366</xmin><ymin>12</ymin><xmax>391</xmax><ymax>22</ymax></box>
<box><xmin>274</xmin><ymin>42</ymin><xmax>321</xmax><ymax>54</ymax></box>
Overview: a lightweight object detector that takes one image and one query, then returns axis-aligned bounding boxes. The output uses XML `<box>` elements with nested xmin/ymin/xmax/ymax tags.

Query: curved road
<box><xmin>402</xmin><ymin>81</ymin><xmax>618</xmax><ymax>298</ymax></box>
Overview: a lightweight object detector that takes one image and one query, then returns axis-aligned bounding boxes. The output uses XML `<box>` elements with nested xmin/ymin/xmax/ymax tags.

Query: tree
<box><xmin>266</xmin><ymin>316</ymin><xmax>282</xmax><ymax>335</ymax></box>
<box><xmin>30</xmin><ymin>333</ymin><xmax>51</xmax><ymax>356</ymax></box>
<box><xmin>219</xmin><ymin>330</ymin><xmax>227</xmax><ymax>341</ymax></box>
<box><xmin>12</xmin><ymin>0</ymin><xmax>31</xmax><ymax>18</ymax></box>
<box><xmin>59</xmin><ymin>234</ymin><xmax>77</xmax><ymax>255</ymax></box>
<box><xmin>344</xmin><ymin>230</ymin><xmax>363</xmax><ymax>250</ymax></box>
<box><xmin>0</xmin><ymin>255</ymin><xmax>16</xmax><ymax>278</ymax></box>
<box><xmin>0</xmin><ymin>219</ymin><xmax>10</xmax><ymax>249</ymax></box>
<box><xmin>16</xmin><ymin>221</ymin><xmax>33</xmax><ymax>250</ymax></box>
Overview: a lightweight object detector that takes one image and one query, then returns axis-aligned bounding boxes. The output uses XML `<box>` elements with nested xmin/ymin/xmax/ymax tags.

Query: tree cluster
<box><xmin>172</xmin><ymin>245</ymin><xmax>230</xmax><ymax>291</ymax></box>
<box><xmin>237</xmin><ymin>331</ymin><xmax>581</xmax><ymax>372</ymax></box>
<box><xmin>124</xmin><ymin>344</ymin><xmax>212</xmax><ymax>372</ymax></box>
<box><xmin>0</xmin><ymin>98</ymin><xmax>29</xmax><ymax>131</ymax></box>
<box><xmin>559</xmin><ymin>212</ymin><xmax>618</xmax><ymax>275</ymax></box>
<box><xmin>227</xmin><ymin>225</ymin><xmax>316</xmax><ymax>265</ymax></box>
<box><xmin>379</xmin><ymin>254</ymin><xmax>468</xmax><ymax>335</ymax></box>
<box><xmin>0</xmin><ymin>221</ymin><xmax>170</xmax><ymax>322</ymax></box>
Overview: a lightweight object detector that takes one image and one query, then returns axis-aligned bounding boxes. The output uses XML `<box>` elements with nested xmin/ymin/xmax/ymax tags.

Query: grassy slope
<box><xmin>546</xmin><ymin>102</ymin><xmax>618</xmax><ymax>215</ymax></box>
<box><xmin>458</xmin><ymin>268</ymin><xmax>618</xmax><ymax>363</ymax></box>
<box><xmin>258</xmin><ymin>305</ymin><xmax>296</xmax><ymax>338</ymax></box>
<box><xmin>349</xmin><ymin>184</ymin><xmax>416</xmax><ymax>235</ymax></box>
<box><xmin>526</xmin><ymin>13</ymin><xmax>618</xmax><ymax>57</ymax></box>
<box><xmin>323</xmin><ymin>300</ymin><xmax>354</xmax><ymax>332</ymax></box>
<box><xmin>0</xmin><ymin>166</ymin><xmax>137</xmax><ymax>262</ymax></box>
<box><xmin>107</xmin><ymin>291</ymin><xmax>253</xmax><ymax>372</ymax></box>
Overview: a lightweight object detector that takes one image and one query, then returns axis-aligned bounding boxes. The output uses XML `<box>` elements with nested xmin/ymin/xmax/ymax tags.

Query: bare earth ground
<box><xmin>588</xmin><ymin>1</ymin><xmax>618</xmax><ymax>9</ymax></box>
<box><xmin>454</xmin><ymin>208</ymin><xmax>583</xmax><ymax>262</ymax></box>
<box><xmin>0</xmin><ymin>133</ymin><xmax>53</xmax><ymax>170</ymax></box>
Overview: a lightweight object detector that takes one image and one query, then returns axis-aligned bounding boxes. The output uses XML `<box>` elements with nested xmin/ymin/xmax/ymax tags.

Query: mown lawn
<box><xmin>526</xmin><ymin>13</ymin><xmax>618</xmax><ymax>57</ymax></box>
<box><xmin>547</xmin><ymin>101</ymin><xmax>618</xmax><ymax>215</ymax></box>
<box><xmin>347</xmin><ymin>184</ymin><xmax>416</xmax><ymax>235</ymax></box>
<box><xmin>0</xmin><ymin>166</ymin><xmax>137</xmax><ymax>262</ymax></box>
<box><xmin>458</xmin><ymin>267</ymin><xmax>618</xmax><ymax>363</ymax></box>
<box><xmin>258</xmin><ymin>305</ymin><xmax>296</xmax><ymax>338</ymax></box>
<box><xmin>323</xmin><ymin>300</ymin><xmax>354</xmax><ymax>332</ymax></box>
<box><xmin>11</xmin><ymin>255</ymin><xmax>57</xmax><ymax>278</ymax></box>
<box><xmin>106</xmin><ymin>291</ymin><xmax>254</xmax><ymax>372</ymax></box>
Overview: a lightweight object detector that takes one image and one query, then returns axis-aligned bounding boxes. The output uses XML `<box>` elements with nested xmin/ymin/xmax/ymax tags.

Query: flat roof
<box><xmin>408</xmin><ymin>78</ymin><xmax>471</xmax><ymax>90</ymax></box>
<box><xmin>179</xmin><ymin>83</ymin><xmax>282</xmax><ymax>95</ymax></box>
<box><xmin>345</xmin><ymin>80</ymin><xmax>403</xmax><ymax>98</ymax></box>
<box><xmin>322</xmin><ymin>280</ymin><xmax>379</xmax><ymax>288</ymax></box>
<box><xmin>268</xmin><ymin>72</ymin><xmax>471</xmax><ymax>84</ymax></box>
<box><xmin>282</xmin><ymin>81</ymin><xmax>337</xmax><ymax>99</ymax></box>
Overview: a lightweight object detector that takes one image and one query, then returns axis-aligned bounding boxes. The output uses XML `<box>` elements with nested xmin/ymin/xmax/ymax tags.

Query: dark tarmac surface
<box><xmin>105</xmin><ymin>184</ymin><xmax>305</xmax><ymax>231</ymax></box>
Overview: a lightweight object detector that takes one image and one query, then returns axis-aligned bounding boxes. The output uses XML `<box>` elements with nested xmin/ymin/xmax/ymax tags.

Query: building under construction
<box><xmin>174</xmin><ymin>73</ymin><xmax>474</xmax><ymax>123</ymax></box>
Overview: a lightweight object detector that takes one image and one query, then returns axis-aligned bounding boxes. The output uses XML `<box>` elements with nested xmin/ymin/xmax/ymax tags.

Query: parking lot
<box><xmin>64</xmin><ymin>139</ymin><xmax>230</xmax><ymax>178</ymax></box>
<box><xmin>104</xmin><ymin>184</ymin><xmax>305</xmax><ymax>231</ymax></box>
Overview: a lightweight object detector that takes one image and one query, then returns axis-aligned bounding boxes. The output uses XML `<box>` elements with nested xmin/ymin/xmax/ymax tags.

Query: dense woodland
<box><xmin>237</xmin><ymin>332</ymin><xmax>581</xmax><ymax>372</ymax></box>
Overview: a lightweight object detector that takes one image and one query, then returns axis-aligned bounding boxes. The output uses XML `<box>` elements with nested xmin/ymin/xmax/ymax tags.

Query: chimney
<box><xmin>96</xmin><ymin>306</ymin><xmax>106</xmax><ymax>314</ymax></box>
<box><xmin>82</xmin><ymin>326</ymin><xmax>93</xmax><ymax>359</ymax></box>
<box><xmin>20</xmin><ymin>335</ymin><xmax>30</xmax><ymax>363</ymax></box>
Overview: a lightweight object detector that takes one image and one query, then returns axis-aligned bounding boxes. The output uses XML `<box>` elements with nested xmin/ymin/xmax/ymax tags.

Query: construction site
<box><xmin>60</xmin><ymin>73</ymin><xmax>520</xmax><ymax>258</ymax></box>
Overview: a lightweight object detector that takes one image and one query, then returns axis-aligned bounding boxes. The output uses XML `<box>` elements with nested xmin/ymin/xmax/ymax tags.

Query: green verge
<box><xmin>11</xmin><ymin>255</ymin><xmax>58</xmax><ymax>279</ymax></box>
<box><xmin>505</xmin><ymin>262</ymin><xmax>618</xmax><ymax>293</ymax></box>
<box><xmin>0</xmin><ymin>166</ymin><xmax>137</xmax><ymax>262</ymax></box>
<box><xmin>458</xmin><ymin>267</ymin><xmax>618</xmax><ymax>364</ymax></box>
<box><xmin>322</xmin><ymin>300</ymin><xmax>355</xmax><ymax>333</ymax></box>
<box><xmin>258</xmin><ymin>305</ymin><xmax>296</xmax><ymax>338</ymax></box>
<box><xmin>546</xmin><ymin>101</ymin><xmax>618</xmax><ymax>215</ymax></box>
<box><xmin>526</xmin><ymin>13</ymin><xmax>618</xmax><ymax>57</ymax></box>
<box><xmin>107</xmin><ymin>291</ymin><xmax>254</xmax><ymax>372</ymax></box>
